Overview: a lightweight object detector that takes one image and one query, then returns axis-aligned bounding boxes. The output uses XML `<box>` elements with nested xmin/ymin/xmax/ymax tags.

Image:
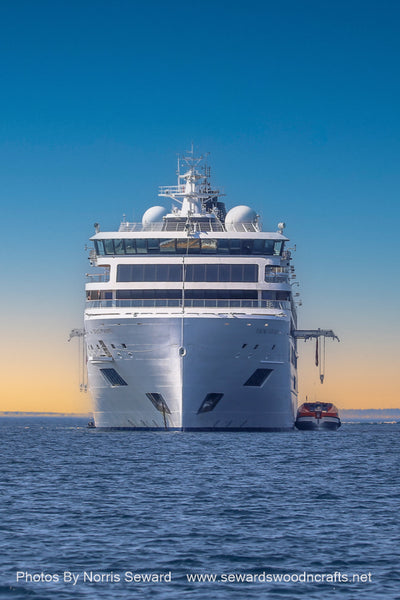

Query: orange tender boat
<box><xmin>295</xmin><ymin>402</ymin><xmax>341</xmax><ymax>430</ymax></box>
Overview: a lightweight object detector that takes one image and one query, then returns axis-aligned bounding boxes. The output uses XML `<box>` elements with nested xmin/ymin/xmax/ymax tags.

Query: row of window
<box><xmin>94</xmin><ymin>238</ymin><xmax>284</xmax><ymax>256</ymax></box>
<box><xmin>100</xmin><ymin>370</ymin><xmax>273</xmax><ymax>395</ymax></box>
<box><xmin>87</xmin><ymin>289</ymin><xmax>292</xmax><ymax>301</ymax></box>
<box><xmin>88</xmin><ymin>289</ymin><xmax>259</xmax><ymax>300</ymax></box>
<box><xmin>116</xmin><ymin>264</ymin><xmax>259</xmax><ymax>283</ymax></box>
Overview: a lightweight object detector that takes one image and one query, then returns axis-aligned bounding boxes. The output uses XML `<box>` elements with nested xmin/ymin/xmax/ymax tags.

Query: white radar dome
<box><xmin>225</xmin><ymin>205</ymin><xmax>258</xmax><ymax>230</ymax></box>
<box><xmin>142</xmin><ymin>206</ymin><xmax>168</xmax><ymax>227</ymax></box>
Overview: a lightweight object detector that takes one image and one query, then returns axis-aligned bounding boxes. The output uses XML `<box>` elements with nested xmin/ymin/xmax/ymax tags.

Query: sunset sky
<box><xmin>1</xmin><ymin>0</ymin><xmax>399</xmax><ymax>412</ymax></box>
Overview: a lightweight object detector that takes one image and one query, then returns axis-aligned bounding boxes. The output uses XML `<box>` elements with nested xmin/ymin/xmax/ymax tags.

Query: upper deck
<box><xmin>85</xmin><ymin>151</ymin><xmax>297</xmax><ymax>324</ymax></box>
<box><xmin>90</xmin><ymin>150</ymin><xmax>289</xmax><ymax>247</ymax></box>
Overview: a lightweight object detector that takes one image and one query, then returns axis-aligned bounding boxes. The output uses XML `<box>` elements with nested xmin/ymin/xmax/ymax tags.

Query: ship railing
<box><xmin>158</xmin><ymin>185</ymin><xmax>186</xmax><ymax>194</ymax></box>
<box><xmin>118</xmin><ymin>221</ymin><xmax>260</xmax><ymax>233</ymax></box>
<box><xmin>85</xmin><ymin>273</ymin><xmax>110</xmax><ymax>282</ymax></box>
<box><xmin>264</xmin><ymin>275</ymin><xmax>289</xmax><ymax>283</ymax></box>
<box><xmin>86</xmin><ymin>299</ymin><xmax>290</xmax><ymax>310</ymax></box>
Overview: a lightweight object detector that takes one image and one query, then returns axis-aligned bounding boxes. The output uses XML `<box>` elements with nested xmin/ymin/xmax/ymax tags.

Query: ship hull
<box><xmin>84</xmin><ymin>313</ymin><xmax>297</xmax><ymax>431</ymax></box>
<box><xmin>295</xmin><ymin>417</ymin><xmax>341</xmax><ymax>431</ymax></box>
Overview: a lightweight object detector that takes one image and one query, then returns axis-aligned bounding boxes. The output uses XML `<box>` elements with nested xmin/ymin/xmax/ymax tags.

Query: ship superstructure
<box><xmin>82</xmin><ymin>151</ymin><xmax>335</xmax><ymax>430</ymax></box>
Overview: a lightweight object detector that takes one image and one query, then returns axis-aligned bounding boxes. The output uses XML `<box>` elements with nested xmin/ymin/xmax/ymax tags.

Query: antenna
<box><xmin>176</xmin><ymin>155</ymin><xmax>181</xmax><ymax>187</ymax></box>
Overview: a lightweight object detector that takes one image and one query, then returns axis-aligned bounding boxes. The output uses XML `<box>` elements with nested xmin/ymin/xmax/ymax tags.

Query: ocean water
<box><xmin>0</xmin><ymin>418</ymin><xmax>399</xmax><ymax>600</ymax></box>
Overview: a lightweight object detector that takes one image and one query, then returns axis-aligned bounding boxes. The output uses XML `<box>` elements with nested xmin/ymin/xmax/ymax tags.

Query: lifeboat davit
<box><xmin>295</xmin><ymin>402</ymin><xmax>341</xmax><ymax>431</ymax></box>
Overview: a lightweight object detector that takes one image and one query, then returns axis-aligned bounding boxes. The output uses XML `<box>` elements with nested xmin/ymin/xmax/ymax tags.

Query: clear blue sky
<box><xmin>1</xmin><ymin>0</ymin><xmax>399</xmax><ymax>410</ymax></box>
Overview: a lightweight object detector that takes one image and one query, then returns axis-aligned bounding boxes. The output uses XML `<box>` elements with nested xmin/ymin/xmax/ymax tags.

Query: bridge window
<box><xmin>125</xmin><ymin>239</ymin><xmax>136</xmax><ymax>254</ymax></box>
<box><xmin>104</xmin><ymin>239</ymin><xmax>115</xmax><ymax>254</ymax></box>
<box><xmin>160</xmin><ymin>238</ymin><xmax>177</xmax><ymax>253</ymax></box>
<box><xmin>94</xmin><ymin>240</ymin><xmax>105</xmax><ymax>255</ymax></box>
<box><xmin>114</xmin><ymin>239</ymin><xmax>125</xmax><ymax>255</ymax></box>
<box><xmin>136</xmin><ymin>239</ymin><xmax>147</xmax><ymax>254</ymax></box>
<box><xmin>95</xmin><ymin>238</ymin><xmax>284</xmax><ymax>256</ymax></box>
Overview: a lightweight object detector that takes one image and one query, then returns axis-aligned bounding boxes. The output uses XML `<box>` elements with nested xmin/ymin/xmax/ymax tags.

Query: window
<box><xmin>252</xmin><ymin>239</ymin><xmax>266</xmax><ymax>254</ymax></box>
<box><xmin>136</xmin><ymin>239</ymin><xmax>147</xmax><ymax>254</ymax></box>
<box><xmin>125</xmin><ymin>239</ymin><xmax>136</xmax><ymax>254</ymax></box>
<box><xmin>262</xmin><ymin>291</ymin><xmax>291</xmax><ymax>301</ymax></box>
<box><xmin>116</xmin><ymin>289</ymin><xmax>182</xmax><ymax>299</ymax></box>
<box><xmin>243</xmin><ymin>368</ymin><xmax>273</xmax><ymax>387</ymax></box>
<box><xmin>146</xmin><ymin>393</ymin><xmax>171</xmax><ymax>414</ymax></box>
<box><xmin>104</xmin><ymin>239</ymin><xmax>115</xmax><ymax>254</ymax></box>
<box><xmin>160</xmin><ymin>238</ymin><xmax>176</xmax><ymax>253</ymax></box>
<box><xmin>115</xmin><ymin>289</ymin><xmax>257</xmax><ymax>301</ymax></box>
<box><xmin>197</xmin><ymin>393</ymin><xmax>224</xmax><ymax>414</ymax></box>
<box><xmin>184</xmin><ymin>264</ymin><xmax>258</xmax><ymax>282</ymax></box>
<box><xmin>100</xmin><ymin>368</ymin><xmax>128</xmax><ymax>386</ymax></box>
<box><xmin>87</xmin><ymin>290</ymin><xmax>112</xmax><ymax>300</ymax></box>
<box><xmin>265</xmin><ymin>265</ymin><xmax>288</xmax><ymax>280</ymax></box>
<box><xmin>94</xmin><ymin>238</ymin><xmax>284</xmax><ymax>256</ymax></box>
<box><xmin>217</xmin><ymin>239</ymin><xmax>229</xmax><ymax>254</ymax></box>
<box><xmin>147</xmin><ymin>239</ymin><xmax>160</xmax><ymax>252</ymax></box>
<box><xmin>114</xmin><ymin>239</ymin><xmax>125</xmax><ymax>255</ymax></box>
<box><xmin>229</xmin><ymin>239</ymin><xmax>241</xmax><ymax>254</ymax></box>
<box><xmin>186</xmin><ymin>239</ymin><xmax>201</xmax><ymax>253</ymax></box>
<box><xmin>117</xmin><ymin>263</ymin><xmax>258</xmax><ymax>282</ymax></box>
<box><xmin>201</xmin><ymin>239</ymin><xmax>217</xmax><ymax>253</ymax></box>
<box><xmin>184</xmin><ymin>290</ymin><xmax>257</xmax><ymax>300</ymax></box>
<box><xmin>94</xmin><ymin>240</ymin><xmax>105</xmax><ymax>255</ymax></box>
<box><xmin>176</xmin><ymin>239</ymin><xmax>189</xmax><ymax>253</ymax></box>
<box><xmin>117</xmin><ymin>264</ymin><xmax>183</xmax><ymax>282</ymax></box>
<box><xmin>219</xmin><ymin>264</ymin><xmax>230</xmax><ymax>281</ymax></box>
<box><xmin>243</xmin><ymin>264</ymin><xmax>258</xmax><ymax>282</ymax></box>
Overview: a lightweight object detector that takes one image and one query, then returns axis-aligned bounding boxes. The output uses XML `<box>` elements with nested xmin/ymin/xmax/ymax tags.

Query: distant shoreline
<box><xmin>1</xmin><ymin>409</ymin><xmax>400</xmax><ymax>422</ymax></box>
<box><xmin>0</xmin><ymin>412</ymin><xmax>89</xmax><ymax>418</ymax></box>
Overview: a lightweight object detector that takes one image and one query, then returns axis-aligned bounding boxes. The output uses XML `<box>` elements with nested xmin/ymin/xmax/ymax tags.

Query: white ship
<box><xmin>77</xmin><ymin>151</ymin><xmax>338</xmax><ymax>430</ymax></box>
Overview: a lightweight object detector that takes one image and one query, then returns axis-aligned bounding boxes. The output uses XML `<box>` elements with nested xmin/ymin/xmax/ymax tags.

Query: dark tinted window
<box><xmin>184</xmin><ymin>264</ymin><xmax>258</xmax><ymax>282</ymax></box>
<box><xmin>124</xmin><ymin>239</ymin><xmax>136</xmax><ymax>254</ymax></box>
<box><xmin>117</xmin><ymin>264</ymin><xmax>183</xmax><ymax>282</ymax></box>
<box><xmin>160</xmin><ymin>239</ymin><xmax>176</xmax><ymax>253</ymax></box>
<box><xmin>100</xmin><ymin>368</ymin><xmax>128</xmax><ymax>386</ymax></box>
<box><xmin>136</xmin><ymin>239</ymin><xmax>147</xmax><ymax>254</ymax></box>
<box><xmin>95</xmin><ymin>238</ymin><xmax>282</xmax><ymax>256</ymax></box>
<box><xmin>114</xmin><ymin>239</ymin><xmax>125</xmax><ymax>255</ymax></box>
<box><xmin>104</xmin><ymin>239</ymin><xmax>115</xmax><ymax>254</ymax></box>
<box><xmin>146</xmin><ymin>393</ymin><xmax>171</xmax><ymax>414</ymax></box>
<box><xmin>115</xmin><ymin>289</ymin><xmax>257</xmax><ymax>300</ymax></box>
<box><xmin>94</xmin><ymin>240</ymin><xmax>105</xmax><ymax>255</ymax></box>
<box><xmin>197</xmin><ymin>393</ymin><xmax>224</xmax><ymax>414</ymax></box>
<box><xmin>243</xmin><ymin>368</ymin><xmax>273</xmax><ymax>387</ymax></box>
<box><xmin>147</xmin><ymin>239</ymin><xmax>160</xmax><ymax>252</ymax></box>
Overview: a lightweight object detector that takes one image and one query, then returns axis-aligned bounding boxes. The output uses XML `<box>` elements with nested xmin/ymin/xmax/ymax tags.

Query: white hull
<box><xmin>85</xmin><ymin>312</ymin><xmax>297</xmax><ymax>430</ymax></box>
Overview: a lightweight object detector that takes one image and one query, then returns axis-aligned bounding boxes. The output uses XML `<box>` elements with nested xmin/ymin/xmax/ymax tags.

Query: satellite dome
<box><xmin>225</xmin><ymin>205</ymin><xmax>258</xmax><ymax>230</ymax></box>
<box><xmin>142</xmin><ymin>206</ymin><xmax>168</xmax><ymax>228</ymax></box>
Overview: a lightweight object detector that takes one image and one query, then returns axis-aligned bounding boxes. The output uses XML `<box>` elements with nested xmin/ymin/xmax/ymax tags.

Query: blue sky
<box><xmin>1</xmin><ymin>0</ymin><xmax>399</xmax><ymax>410</ymax></box>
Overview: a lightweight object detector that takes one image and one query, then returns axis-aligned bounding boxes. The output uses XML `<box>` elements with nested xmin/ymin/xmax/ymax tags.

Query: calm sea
<box><xmin>0</xmin><ymin>418</ymin><xmax>399</xmax><ymax>599</ymax></box>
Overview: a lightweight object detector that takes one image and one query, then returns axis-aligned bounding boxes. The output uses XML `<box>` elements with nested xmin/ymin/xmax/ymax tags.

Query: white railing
<box><xmin>86</xmin><ymin>299</ymin><xmax>290</xmax><ymax>310</ymax></box>
<box><xmin>158</xmin><ymin>185</ymin><xmax>186</xmax><ymax>194</ymax></box>
<box><xmin>265</xmin><ymin>275</ymin><xmax>289</xmax><ymax>283</ymax></box>
<box><xmin>85</xmin><ymin>273</ymin><xmax>110</xmax><ymax>282</ymax></box>
<box><xmin>118</xmin><ymin>221</ymin><xmax>260</xmax><ymax>233</ymax></box>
